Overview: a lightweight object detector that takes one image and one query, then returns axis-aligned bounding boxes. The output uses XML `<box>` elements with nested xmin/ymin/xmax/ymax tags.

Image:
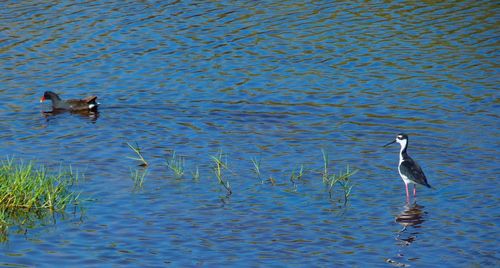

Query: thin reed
<box><xmin>251</xmin><ymin>157</ymin><xmax>263</xmax><ymax>184</ymax></box>
<box><xmin>290</xmin><ymin>164</ymin><xmax>304</xmax><ymax>184</ymax></box>
<box><xmin>131</xmin><ymin>168</ymin><xmax>147</xmax><ymax>190</ymax></box>
<box><xmin>210</xmin><ymin>151</ymin><xmax>232</xmax><ymax>196</ymax></box>
<box><xmin>321</xmin><ymin>149</ymin><xmax>330</xmax><ymax>183</ymax></box>
<box><xmin>191</xmin><ymin>166</ymin><xmax>200</xmax><ymax>181</ymax></box>
<box><xmin>127</xmin><ymin>142</ymin><xmax>148</xmax><ymax>167</ymax></box>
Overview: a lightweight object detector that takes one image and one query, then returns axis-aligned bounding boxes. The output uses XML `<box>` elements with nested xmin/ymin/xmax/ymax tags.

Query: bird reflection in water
<box><xmin>396</xmin><ymin>203</ymin><xmax>425</xmax><ymax>235</ymax></box>
<box><xmin>42</xmin><ymin>109</ymin><xmax>99</xmax><ymax>122</ymax></box>
<box><xmin>386</xmin><ymin>203</ymin><xmax>426</xmax><ymax>267</ymax></box>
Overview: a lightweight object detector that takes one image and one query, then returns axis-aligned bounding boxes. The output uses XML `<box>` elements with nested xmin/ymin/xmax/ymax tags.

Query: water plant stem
<box><xmin>290</xmin><ymin>164</ymin><xmax>304</xmax><ymax>184</ymax></box>
<box><xmin>320</xmin><ymin>150</ymin><xmax>357</xmax><ymax>204</ymax></box>
<box><xmin>327</xmin><ymin>166</ymin><xmax>357</xmax><ymax>204</ymax></box>
<box><xmin>166</xmin><ymin>151</ymin><xmax>185</xmax><ymax>178</ymax></box>
<box><xmin>127</xmin><ymin>142</ymin><xmax>148</xmax><ymax>167</ymax></box>
<box><xmin>251</xmin><ymin>157</ymin><xmax>263</xmax><ymax>184</ymax></box>
<box><xmin>191</xmin><ymin>166</ymin><xmax>200</xmax><ymax>181</ymax></box>
<box><xmin>321</xmin><ymin>149</ymin><xmax>329</xmax><ymax>183</ymax></box>
<box><xmin>131</xmin><ymin>168</ymin><xmax>147</xmax><ymax>189</ymax></box>
<box><xmin>211</xmin><ymin>151</ymin><xmax>232</xmax><ymax>196</ymax></box>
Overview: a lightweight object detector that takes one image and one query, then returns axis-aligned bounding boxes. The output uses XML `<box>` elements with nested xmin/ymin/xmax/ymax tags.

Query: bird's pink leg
<box><xmin>405</xmin><ymin>183</ymin><xmax>410</xmax><ymax>204</ymax></box>
<box><xmin>413</xmin><ymin>185</ymin><xmax>417</xmax><ymax>198</ymax></box>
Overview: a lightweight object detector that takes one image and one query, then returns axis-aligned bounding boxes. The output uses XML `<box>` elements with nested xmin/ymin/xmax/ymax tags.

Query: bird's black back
<box><xmin>400</xmin><ymin>156</ymin><xmax>431</xmax><ymax>188</ymax></box>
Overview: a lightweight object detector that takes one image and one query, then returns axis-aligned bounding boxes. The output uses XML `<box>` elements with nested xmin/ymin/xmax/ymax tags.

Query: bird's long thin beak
<box><xmin>383</xmin><ymin>140</ymin><xmax>396</xmax><ymax>147</ymax></box>
<box><xmin>40</xmin><ymin>96</ymin><xmax>46</xmax><ymax>103</ymax></box>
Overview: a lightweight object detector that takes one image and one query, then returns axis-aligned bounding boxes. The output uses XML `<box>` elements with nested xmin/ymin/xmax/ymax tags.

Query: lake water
<box><xmin>0</xmin><ymin>1</ymin><xmax>498</xmax><ymax>267</ymax></box>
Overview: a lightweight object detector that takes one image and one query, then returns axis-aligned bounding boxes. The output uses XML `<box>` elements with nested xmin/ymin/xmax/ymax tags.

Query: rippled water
<box><xmin>0</xmin><ymin>1</ymin><xmax>498</xmax><ymax>267</ymax></box>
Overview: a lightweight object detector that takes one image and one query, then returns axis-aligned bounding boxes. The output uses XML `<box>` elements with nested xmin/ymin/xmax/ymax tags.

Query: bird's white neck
<box><xmin>398</xmin><ymin>139</ymin><xmax>408</xmax><ymax>163</ymax></box>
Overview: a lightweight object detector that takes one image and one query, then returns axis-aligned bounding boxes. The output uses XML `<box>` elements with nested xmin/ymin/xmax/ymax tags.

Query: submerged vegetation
<box><xmin>0</xmin><ymin>157</ymin><xmax>80</xmax><ymax>240</ymax></box>
<box><xmin>290</xmin><ymin>164</ymin><xmax>304</xmax><ymax>188</ymax></box>
<box><xmin>127</xmin><ymin>142</ymin><xmax>148</xmax><ymax>167</ymax></box>
<box><xmin>123</xmin><ymin>144</ymin><xmax>357</xmax><ymax>204</ymax></box>
<box><xmin>321</xmin><ymin>150</ymin><xmax>358</xmax><ymax>205</ymax></box>
<box><xmin>131</xmin><ymin>168</ymin><xmax>147</xmax><ymax>190</ymax></box>
<box><xmin>211</xmin><ymin>151</ymin><xmax>232</xmax><ymax>196</ymax></box>
<box><xmin>251</xmin><ymin>157</ymin><xmax>263</xmax><ymax>184</ymax></box>
<box><xmin>166</xmin><ymin>151</ymin><xmax>185</xmax><ymax>178</ymax></box>
<box><xmin>191</xmin><ymin>166</ymin><xmax>200</xmax><ymax>181</ymax></box>
<box><xmin>0</xmin><ymin>145</ymin><xmax>357</xmax><ymax>240</ymax></box>
<box><xmin>321</xmin><ymin>149</ymin><xmax>330</xmax><ymax>184</ymax></box>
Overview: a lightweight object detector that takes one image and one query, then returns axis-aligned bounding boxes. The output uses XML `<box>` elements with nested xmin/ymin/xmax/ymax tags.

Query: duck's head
<box><xmin>40</xmin><ymin>91</ymin><xmax>61</xmax><ymax>102</ymax></box>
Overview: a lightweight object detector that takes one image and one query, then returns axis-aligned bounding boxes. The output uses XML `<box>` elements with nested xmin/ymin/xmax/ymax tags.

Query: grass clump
<box><xmin>327</xmin><ymin>165</ymin><xmax>357</xmax><ymax>204</ymax></box>
<box><xmin>127</xmin><ymin>142</ymin><xmax>148</xmax><ymax>167</ymax></box>
<box><xmin>166</xmin><ymin>151</ymin><xmax>185</xmax><ymax>178</ymax></box>
<box><xmin>211</xmin><ymin>151</ymin><xmax>232</xmax><ymax>196</ymax></box>
<box><xmin>0</xmin><ymin>157</ymin><xmax>80</xmax><ymax>235</ymax></box>
<box><xmin>130</xmin><ymin>168</ymin><xmax>147</xmax><ymax>190</ymax></box>
<box><xmin>290</xmin><ymin>164</ymin><xmax>304</xmax><ymax>184</ymax></box>
<box><xmin>321</xmin><ymin>150</ymin><xmax>357</xmax><ymax>205</ymax></box>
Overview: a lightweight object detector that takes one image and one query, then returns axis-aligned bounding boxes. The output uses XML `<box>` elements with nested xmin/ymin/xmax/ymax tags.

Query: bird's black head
<box><xmin>384</xmin><ymin>133</ymin><xmax>409</xmax><ymax>147</ymax></box>
<box><xmin>396</xmin><ymin>133</ymin><xmax>408</xmax><ymax>141</ymax></box>
<box><xmin>40</xmin><ymin>91</ymin><xmax>61</xmax><ymax>102</ymax></box>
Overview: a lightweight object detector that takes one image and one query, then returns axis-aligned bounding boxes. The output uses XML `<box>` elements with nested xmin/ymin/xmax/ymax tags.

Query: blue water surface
<box><xmin>0</xmin><ymin>1</ymin><xmax>498</xmax><ymax>267</ymax></box>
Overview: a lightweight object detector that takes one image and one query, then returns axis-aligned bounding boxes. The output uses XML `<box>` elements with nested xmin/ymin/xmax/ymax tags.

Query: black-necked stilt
<box><xmin>384</xmin><ymin>133</ymin><xmax>431</xmax><ymax>203</ymax></box>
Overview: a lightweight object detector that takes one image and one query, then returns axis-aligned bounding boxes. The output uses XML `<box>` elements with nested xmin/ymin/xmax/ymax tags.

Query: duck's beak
<box><xmin>40</xmin><ymin>96</ymin><xmax>46</xmax><ymax>102</ymax></box>
<box><xmin>383</xmin><ymin>140</ymin><xmax>396</xmax><ymax>147</ymax></box>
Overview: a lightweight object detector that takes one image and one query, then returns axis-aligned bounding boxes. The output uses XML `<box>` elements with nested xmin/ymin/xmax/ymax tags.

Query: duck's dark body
<box><xmin>41</xmin><ymin>91</ymin><xmax>98</xmax><ymax>111</ymax></box>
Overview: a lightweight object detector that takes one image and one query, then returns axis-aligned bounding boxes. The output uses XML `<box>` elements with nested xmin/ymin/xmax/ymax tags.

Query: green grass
<box><xmin>166</xmin><ymin>151</ymin><xmax>185</xmax><ymax>178</ymax></box>
<box><xmin>123</xmin><ymin>145</ymin><xmax>356</xmax><ymax>204</ymax></box>
<box><xmin>127</xmin><ymin>142</ymin><xmax>148</xmax><ymax>167</ymax></box>
<box><xmin>327</xmin><ymin>165</ymin><xmax>357</xmax><ymax>204</ymax></box>
<box><xmin>130</xmin><ymin>168</ymin><xmax>147</xmax><ymax>190</ymax></box>
<box><xmin>210</xmin><ymin>151</ymin><xmax>232</xmax><ymax>196</ymax></box>
<box><xmin>321</xmin><ymin>150</ymin><xmax>357</xmax><ymax>204</ymax></box>
<box><xmin>321</xmin><ymin>149</ymin><xmax>329</xmax><ymax>183</ymax></box>
<box><xmin>290</xmin><ymin>164</ymin><xmax>304</xmax><ymax>184</ymax></box>
<box><xmin>191</xmin><ymin>166</ymin><xmax>200</xmax><ymax>181</ymax></box>
<box><xmin>251</xmin><ymin>157</ymin><xmax>263</xmax><ymax>183</ymax></box>
<box><xmin>0</xmin><ymin>157</ymin><xmax>80</xmax><ymax>235</ymax></box>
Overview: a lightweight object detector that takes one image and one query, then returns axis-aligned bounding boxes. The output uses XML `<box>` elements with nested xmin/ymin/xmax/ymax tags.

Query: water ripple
<box><xmin>0</xmin><ymin>0</ymin><xmax>498</xmax><ymax>266</ymax></box>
